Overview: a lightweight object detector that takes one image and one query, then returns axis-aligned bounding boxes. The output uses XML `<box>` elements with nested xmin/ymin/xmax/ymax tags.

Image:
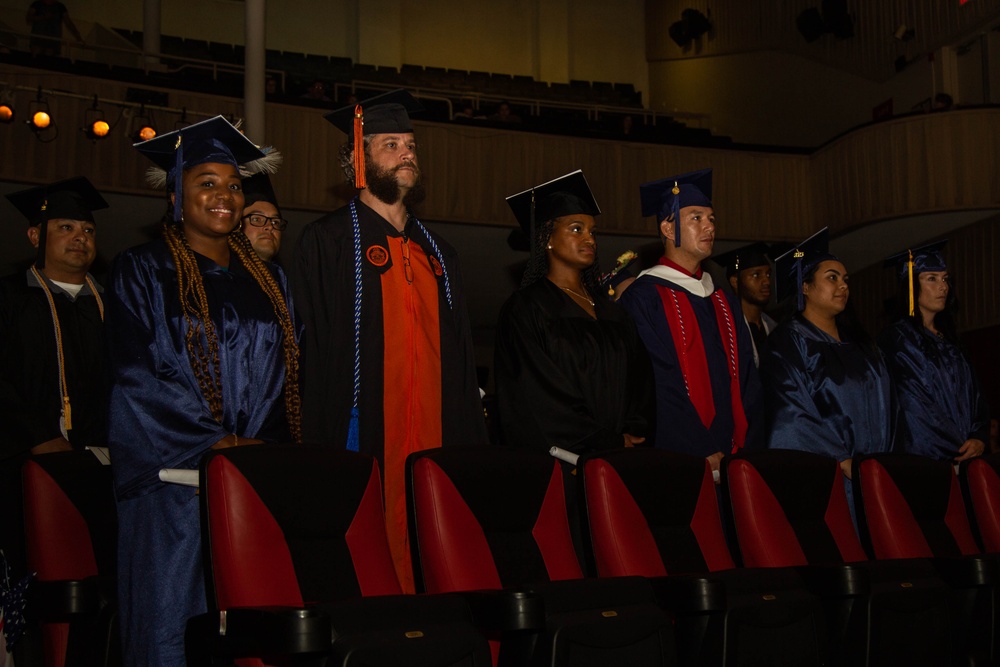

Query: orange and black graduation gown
<box><xmin>292</xmin><ymin>199</ymin><xmax>487</xmax><ymax>591</ymax></box>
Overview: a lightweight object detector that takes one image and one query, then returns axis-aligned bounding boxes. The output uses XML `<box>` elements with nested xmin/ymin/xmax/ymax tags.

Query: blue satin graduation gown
<box><xmin>879</xmin><ymin>320</ymin><xmax>989</xmax><ymax>460</ymax></box>
<box><xmin>106</xmin><ymin>238</ymin><xmax>296</xmax><ymax>666</ymax></box>
<box><xmin>762</xmin><ymin>316</ymin><xmax>896</xmax><ymax>460</ymax></box>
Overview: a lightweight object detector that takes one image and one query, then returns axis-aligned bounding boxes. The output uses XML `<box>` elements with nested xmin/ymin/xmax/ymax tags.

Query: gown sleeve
<box><xmin>106</xmin><ymin>249</ymin><xmax>230</xmax><ymax>496</ymax></box>
<box><xmin>494</xmin><ymin>293</ymin><xmax>622</xmax><ymax>454</ymax></box>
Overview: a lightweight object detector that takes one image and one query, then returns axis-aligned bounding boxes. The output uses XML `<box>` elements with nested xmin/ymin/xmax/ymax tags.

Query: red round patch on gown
<box><xmin>429</xmin><ymin>256</ymin><xmax>443</xmax><ymax>276</ymax></box>
<box><xmin>367</xmin><ymin>245</ymin><xmax>389</xmax><ymax>267</ymax></box>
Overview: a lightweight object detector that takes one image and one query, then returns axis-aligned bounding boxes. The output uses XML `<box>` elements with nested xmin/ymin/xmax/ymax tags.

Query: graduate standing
<box><xmin>619</xmin><ymin>169</ymin><xmax>761</xmax><ymax>472</ymax></box>
<box><xmin>495</xmin><ymin>170</ymin><xmax>653</xmax><ymax>455</ymax></box>
<box><xmin>878</xmin><ymin>241</ymin><xmax>988</xmax><ymax>461</ymax></box>
<box><xmin>0</xmin><ymin>178</ymin><xmax>110</xmax><ymax>580</ymax></box>
<box><xmin>292</xmin><ymin>91</ymin><xmax>486</xmax><ymax>593</ymax></box>
<box><xmin>106</xmin><ymin>117</ymin><xmax>299</xmax><ymax>666</ymax></box>
<box><xmin>762</xmin><ymin>229</ymin><xmax>897</xmax><ymax>484</ymax></box>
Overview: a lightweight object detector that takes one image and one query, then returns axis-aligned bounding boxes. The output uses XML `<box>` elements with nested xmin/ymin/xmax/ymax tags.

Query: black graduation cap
<box><xmin>7</xmin><ymin>177</ymin><xmax>109</xmax><ymax>269</ymax></box>
<box><xmin>712</xmin><ymin>242</ymin><xmax>771</xmax><ymax>279</ymax></box>
<box><xmin>773</xmin><ymin>227</ymin><xmax>836</xmax><ymax>310</ymax></box>
<box><xmin>241</xmin><ymin>173</ymin><xmax>281</xmax><ymax>216</ymax></box>
<box><xmin>324</xmin><ymin>90</ymin><xmax>423</xmax><ymax>190</ymax></box>
<box><xmin>134</xmin><ymin>115</ymin><xmax>271</xmax><ymax>222</ymax></box>
<box><xmin>639</xmin><ymin>168</ymin><xmax>712</xmax><ymax>247</ymax></box>
<box><xmin>882</xmin><ymin>240</ymin><xmax>948</xmax><ymax>316</ymax></box>
<box><xmin>506</xmin><ymin>170</ymin><xmax>601</xmax><ymax>239</ymax></box>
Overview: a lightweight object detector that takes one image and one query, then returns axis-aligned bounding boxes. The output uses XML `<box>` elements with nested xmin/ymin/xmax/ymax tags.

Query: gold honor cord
<box><xmin>30</xmin><ymin>267</ymin><xmax>105</xmax><ymax>433</ymax></box>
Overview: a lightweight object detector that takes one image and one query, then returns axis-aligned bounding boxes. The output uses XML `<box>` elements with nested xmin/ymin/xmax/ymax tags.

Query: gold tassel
<box><xmin>907</xmin><ymin>250</ymin><xmax>915</xmax><ymax>317</ymax></box>
<box><xmin>63</xmin><ymin>396</ymin><xmax>72</xmax><ymax>431</ymax></box>
<box><xmin>353</xmin><ymin>105</ymin><xmax>366</xmax><ymax>189</ymax></box>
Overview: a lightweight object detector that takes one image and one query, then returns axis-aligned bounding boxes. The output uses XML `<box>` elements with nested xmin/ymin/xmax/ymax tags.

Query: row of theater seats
<box><xmin>21</xmin><ymin>446</ymin><xmax>1000</xmax><ymax>666</ymax></box>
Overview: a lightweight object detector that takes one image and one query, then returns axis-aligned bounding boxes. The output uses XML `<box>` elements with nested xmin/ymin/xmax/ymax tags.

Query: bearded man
<box><xmin>291</xmin><ymin>90</ymin><xmax>486</xmax><ymax>593</ymax></box>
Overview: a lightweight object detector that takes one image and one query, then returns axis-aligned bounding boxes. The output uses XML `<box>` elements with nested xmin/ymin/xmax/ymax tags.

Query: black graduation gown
<box><xmin>0</xmin><ymin>269</ymin><xmax>108</xmax><ymax>573</ymax></box>
<box><xmin>290</xmin><ymin>199</ymin><xmax>487</xmax><ymax>457</ymax></box>
<box><xmin>494</xmin><ymin>279</ymin><xmax>653</xmax><ymax>453</ymax></box>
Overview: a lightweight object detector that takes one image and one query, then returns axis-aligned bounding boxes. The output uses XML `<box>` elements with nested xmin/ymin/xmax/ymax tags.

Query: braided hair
<box><xmin>161</xmin><ymin>201</ymin><xmax>302</xmax><ymax>443</ymax></box>
<box><xmin>520</xmin><ymin>218</ymin><xmax>602</xmax><ymax>293</ymax></box>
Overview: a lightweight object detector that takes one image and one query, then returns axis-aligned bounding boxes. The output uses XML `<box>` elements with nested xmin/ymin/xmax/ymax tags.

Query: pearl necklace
<box><xmin>560</xmin><ymin>286</ymin><xmax>595</xmax><ymax>306</ymax></box>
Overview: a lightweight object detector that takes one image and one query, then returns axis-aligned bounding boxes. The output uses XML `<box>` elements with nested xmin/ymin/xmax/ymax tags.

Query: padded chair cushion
<box><xmin>857</xmin><ymin>455</ymin><xmax>979</xmax><ymax>559</ymax></box>
<box><xmin>727</xmin><ymin>451</ymin><xmax>866</xmax><ymax>567</ymax></box>
<box><xmin>583</xmin><ymin>449</ymin><xmax>733</xmax><ymax>576</ymax></box>
<box><xmin>204</xmin><ymin>446</ymin><xmax>401</xmax><ymax>610</ymax></box>
<box><xmin>409</xmin><ymin>447</ymin><xmax>583</xmax><ymax>592</ymax></box>
<box><xmin>961</xmin><ymin>455</ymin><xmax>1000</xmax><ymax>553</ymax></box>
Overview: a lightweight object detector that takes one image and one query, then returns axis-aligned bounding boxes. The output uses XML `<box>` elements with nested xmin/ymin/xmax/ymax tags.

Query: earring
<box><xmin>546</xmin><ymin>244</ymin><xmax>552</xmax><ymax>250</ymax></box>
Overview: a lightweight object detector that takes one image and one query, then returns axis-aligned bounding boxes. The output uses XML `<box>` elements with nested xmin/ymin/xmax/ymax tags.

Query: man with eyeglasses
<box><xmin>240</xmin><ymin>173</ymin><xmax>286</xmax><ymax>263</ymax></box>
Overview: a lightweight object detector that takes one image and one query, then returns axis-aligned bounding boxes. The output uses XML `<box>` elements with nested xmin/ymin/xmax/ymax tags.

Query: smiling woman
<box><xmin>104</xmin><ymin>116</ymin><xmax>301</xmax><ymax>666</ymax></box>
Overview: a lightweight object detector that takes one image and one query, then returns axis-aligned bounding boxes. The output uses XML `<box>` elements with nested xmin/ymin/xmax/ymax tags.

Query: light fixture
<box><xmin>668</xmin><ymin>8</ymin><xmax>712</xmax><ymax>48</ymax></box>
<box><xmin>0</xmin><ymin>88</ymin><xmax>14</xmax><ymax>124</ymax></box>
<box><xmin>26</xmin><ymin>87</ymin><xmax>56</xmax><ymax>140</ymax></box>
<box><xmin>130</xmin><ymin>105</ymin><xmax>157</xmax><ymax>142</ymax></box>
<box><xmin>82</xmin><ymin>95</ymin><xmax>110</xmax><ymax>141</ymax></box>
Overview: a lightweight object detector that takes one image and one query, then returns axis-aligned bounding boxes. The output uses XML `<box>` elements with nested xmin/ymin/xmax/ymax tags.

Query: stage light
<box><xmin>130</xmin><ymin>105</ymin><xmax>157</xmax><ymax>142</ymax></box>
<box><xmin>26</xmin><ymin>87</ymin><xmax>54</xmax><ymax>134</ymax></box>
<box><xmin>82</xmin><ymin>95</ymin><xmax>110</xmax><ymax>141</ymax></box>
<box><xmin>0</xmin><ymin>103</ymin><xmax>13</xmax><ymax>124</ymax></box>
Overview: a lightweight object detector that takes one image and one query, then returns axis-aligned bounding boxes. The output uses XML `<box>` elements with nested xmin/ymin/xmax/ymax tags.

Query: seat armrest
<box><xmin>456</xmin><ymin>589</ymin><xmax>545</xmax><ymax>632</ymax></box>
<box><xmin>190</xmin><ymin>606</ymin><xmax>332</xmax><ymax>658</ymax></box>
<box><xmin>29</xmin><ymin>576</ymin><xmax>114</xmax><ymax>619</ymax></box>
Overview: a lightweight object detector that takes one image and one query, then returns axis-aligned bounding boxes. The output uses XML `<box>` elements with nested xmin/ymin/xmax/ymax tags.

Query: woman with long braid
<box><xmin>105</xmin><ymin>117</ymin><xmax>299</xmax><ymax>666</ymax></box>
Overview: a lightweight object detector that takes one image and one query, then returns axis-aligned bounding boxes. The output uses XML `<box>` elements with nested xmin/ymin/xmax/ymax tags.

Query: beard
<box><xmin>365</xmin><ymin>161</ymin><xmax>426</xmax><ymax>208</ymax></box>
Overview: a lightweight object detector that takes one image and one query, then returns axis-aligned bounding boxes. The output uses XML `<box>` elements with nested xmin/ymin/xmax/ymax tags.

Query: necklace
<box><xmin>560</xmin><ymin>286</ymin><xmax>595</xmax><ymax>306</ymax></box>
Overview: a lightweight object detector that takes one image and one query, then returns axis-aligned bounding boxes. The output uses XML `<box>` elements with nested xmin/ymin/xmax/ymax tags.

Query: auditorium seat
<box><xmin>193</xmin><ymin>444</ymin><xmax>490</xmax><ymax>667</ymax></box>
<box><xmin>407</xmin><ymin>446</ymin><xmax>676</xmax><ymax>667</ymax></box>
<box><xmin>855</xmin><ymin>452</ymin><xmax>999</xmax><ymax>665</ymax></box>
<box><xmin>959</xmin><ymin>453</ymin><xmax>1000</xmax><ymax>553</ymax></box>
<box><xmin>724</xmin><ymin>449</ymin><xmax>955</xmax><ymax>666</ymax></box>
<box><xmin>581</xmin><ymin>447</ymin><xmax>826</xmax><ymax>667</ymax></box>
<box><xmin>22</xmin><ymin>450</ymin><xmax>119</xmax><ymax>667</ymax></box>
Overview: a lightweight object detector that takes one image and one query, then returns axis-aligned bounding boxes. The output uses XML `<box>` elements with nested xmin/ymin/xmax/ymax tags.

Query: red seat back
<box><xmin>202</xmin><ymin>445</ymin><xmax>402</xmax><ymax>612</ymax></box>
<box><xmin>960</xmin><ymin>454</ymin><xmax>1000</xmax><ymax>553</ymax></box>
<box><xmin>855</xmin><ymin>454</ymin><xmax>979</xmax><ymax>559</ymax></box>
<box><xmin>581</xmin><ymin>448</ymin><xmax>734</xmax><ymax>577</ymax></box>
<box><xmin>407</xmin><ymin>447</ymin><xmax>582</xmax><ymax>594</ymax></box>
<box><xmin>724</xmin><ymin>450</ymin><xmax>867</xmax><ymax>568</ymax></box>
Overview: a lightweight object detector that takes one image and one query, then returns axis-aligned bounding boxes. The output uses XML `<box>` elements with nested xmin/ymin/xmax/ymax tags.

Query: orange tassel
<box><xmin>907</xmin><ymin>250</ymin><xmax>914</xmax><ymax>317</ymax></box>
<box><xmin>353</xmin><ymin>104</ymin><xmax>366</xmax><ymax>189</ymax></box>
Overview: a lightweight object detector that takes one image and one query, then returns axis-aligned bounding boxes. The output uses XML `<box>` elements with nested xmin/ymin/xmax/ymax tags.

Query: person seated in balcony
<box><xmin>489</xmin><ymin>101</ymin><xmax>521</xmax><ymax>123</ymax></box>
<box><xmin>26</xmin><ymin>0</ymin><xmax>83</xmax><ymax>56</ymax></box>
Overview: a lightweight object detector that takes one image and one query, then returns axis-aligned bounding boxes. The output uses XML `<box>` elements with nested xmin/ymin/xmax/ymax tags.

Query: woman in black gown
<box><xmin>494</xmin><ymin>170</ymin><xmax>652</xmax><ymax>455</ymax></box>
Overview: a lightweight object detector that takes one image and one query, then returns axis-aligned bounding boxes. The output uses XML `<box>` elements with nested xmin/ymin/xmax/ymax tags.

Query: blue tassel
<box><xmin>346</xmin><ymin>407</ymin><xmax>359</xmax><ymax>452</ymax></box>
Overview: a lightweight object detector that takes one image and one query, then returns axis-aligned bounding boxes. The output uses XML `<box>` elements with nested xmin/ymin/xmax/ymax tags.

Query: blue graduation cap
<box><xmin>134</xmin><ymin>115</ymin><xmax>275</xmax><ymax>222</ymax></box>
<box><xmin>773</xmin><ymin>228</ymin><xmax>836</xmax><ymax>311</ymax></box>
<box><xmin>882</xmin><ymin>240</ymin><xmax>948</xmax><ymax>316</ymax></box>
<box><xmin>639</xmin><ymin>168</ymin><xmax>712</xmax><ymax>247</ymax></box>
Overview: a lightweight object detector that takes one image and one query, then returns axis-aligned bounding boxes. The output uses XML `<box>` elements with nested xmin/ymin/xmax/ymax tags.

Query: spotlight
<box><xmin>82</xmin><ymin>95</ymin><xmax>110</xmax><ymax>141</ymax></box>
<box><xmin>26</xmin><ymin>87</ymin><xmax>54</xmax><ymax>136</ymax></box>
<box><xmin>0</xmin><ymin>103</ymin><xmax>13</xmax><ymax>124</ymax></box>
<box><xmin>668</xmin><ymin>8</ymin><xmax>712</xmax><ymax>48</ymax></box>
<box><xmin>130</xmin><ymin>105</ymin><xmax>157</xmax><ymax>142</ymax></box>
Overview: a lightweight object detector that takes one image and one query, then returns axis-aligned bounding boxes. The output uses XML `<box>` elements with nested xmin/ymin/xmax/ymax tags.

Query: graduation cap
<box><xmin>134</xmin><ymin>115</ymin><xmax>278</xmax><ymax>222</ymax></box>
<box><xmin>712</xmin><ymin>242</ymin><xmax>771</xmax><ymax>279</ymax></box>
<box><xmin>639</xmin><ymin>168</ymin><xmax>712</xmax><ymax>247</ymax></box>
<box><xmin>506</xmin><ymin>170</ymin><xmax>600</xmax><ymax>234</ymax></box>
<box><xmin>773</xmin><ymin>227</ymin><xmax>836</xmax><ymax>311</ymax></box>
<box><xmin>882</xmin><ymin>240</ymin><xmax>948</xmax><ymax>317</ymax></box>
<box><xmin>324</xmin><ymin>89</ymin><xmax>424</xmax><ymax>189</ymax></box>
<box><xmin>7</xmin><ymin>177</ymin><xmax>109</xmax><ymax>269</ymax></box>
<box><xmin>241</xmin><ymin>173</ymin><xmax>281</xmax><ymax>217</ymax></box>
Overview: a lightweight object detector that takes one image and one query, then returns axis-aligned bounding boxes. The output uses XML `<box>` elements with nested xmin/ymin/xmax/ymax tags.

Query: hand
<box><xmin>955</xmin><ymin>439</ymin><xmax>986</xmax><ymax>462</ymax></box>
<box><xmin>839</xmin><ymin>458</ymin><xmax>853</xmax><ymax>480</ymax></box>
<box><xmin>211</xmin><ymin>436</ymin><xmax>264</xmax><ymax>450</ymax></box>
<box><xmin>623</xmin><ymin>434</ymin><xmax>645</xmax><ymax>448</ymax></box>
<box><xmin>706</xmin><ymin>452</ymin><xmax>724</xmax><ymax>473</ymax></box>
<box><xmin>31</xmin><ymin>437</ymin><xmax>73</xmax><ymax>455</ymax></box>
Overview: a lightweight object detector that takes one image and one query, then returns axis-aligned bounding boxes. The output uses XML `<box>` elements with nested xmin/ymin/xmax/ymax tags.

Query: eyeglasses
<box><xmin>241</xmin><ymin>214</ymin><xmax>288</xmax><ymax>231</ymax></box>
